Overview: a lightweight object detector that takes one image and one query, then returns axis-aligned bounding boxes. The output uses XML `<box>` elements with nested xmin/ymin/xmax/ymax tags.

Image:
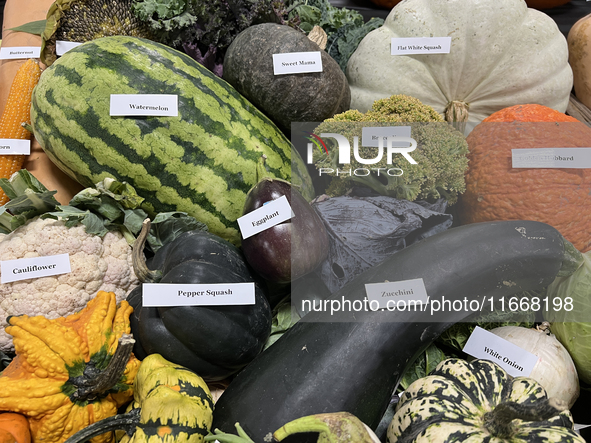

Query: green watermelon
<box><xmin>30</xmin><ymin>35</ymin><xmax>314</xmax><ymax>245</ymax></box>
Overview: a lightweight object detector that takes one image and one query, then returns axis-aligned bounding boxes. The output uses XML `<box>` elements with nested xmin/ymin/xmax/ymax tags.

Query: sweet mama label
<box><xmin>142</xmin><ymin>282</ymin><xmax>256</xmax><ymax>306</ymax></box>
<box><xmin>272</xmin><ymin>51</ymin><xmax>323</xmax><ymax>75</ymax></box>
<box><xmin>1</xmin><ymin>254</ymin><xmax>72</xmax><ymax>283</ymax></box>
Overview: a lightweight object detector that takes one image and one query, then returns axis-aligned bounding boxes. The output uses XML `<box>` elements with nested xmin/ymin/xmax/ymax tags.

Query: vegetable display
<box><xmin>457</xmin><ymin>104</ymin><xmax>591</xmax><ymax>253</ymax></box>
<box><xmin>387</xmin><ymin>358</ymin><xmax>584</xmax><ymax>442</ymax></box>
<box><xmin>346</xmin><ymin>0</ymin><xmax>573</xmax><ymax>127</ymax></box>
<box><xmin>0</xmin><ymin>290</ymin><xmax>140</xmax><ymax>443</ymax></box>
<box><xmin>29</xmin><ymin>35</ymin><xmax>314</xmax><ymax>246</ymax></box>
<box><xmin>568</xmin><ymin>12</ymin><xmax>591</xmax><ymax>111</ymax></box>
<box><xmin>212</xmin><ymin>220</ymin><xmax>568</xmax><ymax>441</ymax></box>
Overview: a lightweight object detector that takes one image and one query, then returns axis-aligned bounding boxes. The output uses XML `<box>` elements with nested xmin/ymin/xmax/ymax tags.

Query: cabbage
<box><xmin>545</xmin><ymin>249</ymin><xmax>591</xmax><ymax>385</ymax></box>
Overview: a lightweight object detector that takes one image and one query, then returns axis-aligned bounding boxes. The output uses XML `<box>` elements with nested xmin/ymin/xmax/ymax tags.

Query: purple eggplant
<box><xmin>241</xmin><ymin>178</ymin><xmax>328</xmax><ymax>283</ymax></box>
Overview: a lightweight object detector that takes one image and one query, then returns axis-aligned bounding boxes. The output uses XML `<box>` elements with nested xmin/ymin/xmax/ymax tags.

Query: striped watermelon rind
<box><xmin>30</xmin><ymin>35</ymin><xmax>314</xmax><ymax>245</ymax></box>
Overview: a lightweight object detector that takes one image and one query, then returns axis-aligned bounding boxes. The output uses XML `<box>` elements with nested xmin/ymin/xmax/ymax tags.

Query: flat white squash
<box><xmin>347</xmin><ymin>0</ymin><xmax>573</xmax><ymax>129</ymax></box>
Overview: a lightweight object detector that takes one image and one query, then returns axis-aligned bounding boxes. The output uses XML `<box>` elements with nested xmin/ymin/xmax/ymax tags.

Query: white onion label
<box><xmin>56</xmin><ymin>41</ymin><xmax>83</xmax><ymax>56</ymax></box>
<box><xmin>391</xmin><ymin>37</ymin><xmax>451</xmax><ymax>55</ymax></box>
<box><xmin>0</xmin><ymin>46</ymin><xmax>41</xmax><ymax>60</ymax></box>
<box><xmin>272</xmin><ymin>51</ymin><xmax>323</xmax><ymax>75</ymax></box>
<box><xmin>361</xmin><ymin>126</ymin><xmax>412</xmax><ymax>148</ymax></box>
<box><xmin>237</xmin><ymin>195</ymin><xmax>293</xmax><ymax>240</ymax></box>
<box><xmin>512</xmin><ymin>148</ymin><xmax>591</xmax><ymax>169</ymax></box>
<box><xmin>1</xmin><ymin>254</ymin><xmax>72</xmax><ymax>283</ymax></box>
<box><xmin>110</xmin><ymin>94</ymin><xmax>179</xmax><ymax>117</ymax></box>
<box><xmin>463</xmin><ymin>326</ymin><xmax>539</xmax><ymax>378</ymax></box>
<box><xmin>365</xmin><ymin>278</ymin><xmax>428</xmax><ymax>310</ymax></box>
<box><xmin>0</xmin><ymin>139</ymin><xmax>30</xmax><ymax>155</ymax></box>
<box><xmin>142</xmin><ymin>282</ymin><xmax>255</xmax><ymax>307</ymax></box>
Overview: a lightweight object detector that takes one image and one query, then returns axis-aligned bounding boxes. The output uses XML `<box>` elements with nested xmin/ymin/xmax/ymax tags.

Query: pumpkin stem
<box><xmin>483</xmin><ymin>397</ymin><xmax>568</xmax><ymax>438</ymax></box>
<box><xmin>69</xmin><ymin>334</ymin><xmax>135</xmax><ymax>403</ymax></box>
<box><xmin>64</xmin><ymin>408</ymin><xmax>141</xmax><ymax>443</ymax></box>
<box><xmin>444</xmin><ymin>100</ymin><xmax>469</xmax><ymax>133</ymax></box>
<box><xmin>132</xmin><ymin>218</ymin><xmax>162</xmax><ymax>283</ymax></box>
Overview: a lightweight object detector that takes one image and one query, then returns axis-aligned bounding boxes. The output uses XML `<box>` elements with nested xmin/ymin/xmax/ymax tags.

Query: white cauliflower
<box><xmin>0</xmin><ymin>217</ymin><xmax>139</xmax><ymax>352</ymax></box>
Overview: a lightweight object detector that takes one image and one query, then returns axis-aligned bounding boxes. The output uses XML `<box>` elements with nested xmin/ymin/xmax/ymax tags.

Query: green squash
<box><xmin>387</xmin><ymin>358</ymin><xmax>584</xmax><ymax>442</ymax></box>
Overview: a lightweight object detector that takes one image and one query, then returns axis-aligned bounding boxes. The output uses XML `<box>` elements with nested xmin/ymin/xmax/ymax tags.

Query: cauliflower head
<box><xmin>0</xmin><ymin>217</ymin><xmax>139</xmax><ymax>352</ymax></box>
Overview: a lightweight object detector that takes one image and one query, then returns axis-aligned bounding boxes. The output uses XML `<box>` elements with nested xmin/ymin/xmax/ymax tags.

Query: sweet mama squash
<box><xmin>457</xmin><ymin>104</ymin><xmax>591</xmax><ymax>252</ymax></box>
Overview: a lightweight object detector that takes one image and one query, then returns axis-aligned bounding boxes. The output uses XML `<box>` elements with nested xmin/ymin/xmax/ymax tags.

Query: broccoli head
<box><xmin>313</xmin><ymin>94</ymin><xmax>469</xmax><ymax>204</ymax></box>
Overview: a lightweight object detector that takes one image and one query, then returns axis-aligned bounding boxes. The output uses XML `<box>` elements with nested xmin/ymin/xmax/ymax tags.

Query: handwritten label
<box><xmin>0</xmin><ymin>139</ymin><xmax>30</xmax><ymax>155</ymax></box>
<box><xmin>391</xmin><ymin>37</ymin><xmax>451</xmax><ymax>55</ymax></box>
<box><xmin>463</xmin><ymin>326</ymin><xmax>539</xmax><ymax>378</ymax></box>
<box><xmin>142</xmin><ymin>282</ymin><xmax>255</xmax><ymax>307</ymax></box>
<box><xmin>365</xmin><ymin>278</ymin><xmax>428</xmax><ymax>310</ymax></box>
<box><xmin>0</xmin><ymin>46</ymin><xmax>41</xmax><ymax>60</ymax></box>
<box><xmin>512</xmin><ymin>148</ymin><xmax>591</xmax><ymax>169</ymax></box>
<box><xmin>273</xmin><ymin>51</ymin><xmax>323</xmax><ymax>75</ymax></box>
<box><xmin>361</xmin><ymin>126</ymin><xmax>412</xmax><ymax>148</ymax></box>
<box><xmin>237</xmin><ymin>195</ymin><xmax>293</xmax><ymax>240</ymax></box>
<box><xmin>110</xmin><ymin>94</ymin><xmax>179</xmax><ymax>117</ymax></box>
<box><xmin>56</xmin><ymin>41</ymin><xmax>83</xmax><ymax>56</ymax></box>
<box><xmin>1</xmin><ymin>254</ymin><xmax>72</xmax><ymax>283</ymax></box>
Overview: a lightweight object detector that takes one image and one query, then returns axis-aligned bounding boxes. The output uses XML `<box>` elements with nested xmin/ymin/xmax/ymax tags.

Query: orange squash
<box><xmin>568</xmin><ymin>13</ymin><xmax>591</xmax><ymax>111</ymax></box>
<box><xmin>457</xmin><ymin>104</ymin><xmax>591</xmax><ymax>252</ymax></box>
<box><xmin>0</xmin><ymin>413</ymin><xmax>31</xmax><ymax>443</ymax></box>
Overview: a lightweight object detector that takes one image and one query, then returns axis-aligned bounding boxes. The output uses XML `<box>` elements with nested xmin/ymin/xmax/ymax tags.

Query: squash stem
<box><xmin>64</xmin><ymin>408</ymin><xmax>141</xmax><ymax>443</ymax></box>
<box><xmin>483</xmin><ymin>398</ymin><xmax>568</xmax><ymax>438</ymax></box>
<box><xmin>204</xmin><ymin>423</ymin><xmax>256</xmax><ymax>443</ymax></box>
<box><xmin>132</xmin><ymin>218</ymin><xmax>162</xmax><ymax>283</ymax></box>
<box><xmin>69</xmin><ymin>334</ymin><xmax>135</xmax><ymax>403</ymax></box>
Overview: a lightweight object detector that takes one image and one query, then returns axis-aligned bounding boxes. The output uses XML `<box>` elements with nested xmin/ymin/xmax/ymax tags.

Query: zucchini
<box><xmin>212</xmin><ymin>220</ymin><xmax>568</xmax><ymax>441</ymax></box>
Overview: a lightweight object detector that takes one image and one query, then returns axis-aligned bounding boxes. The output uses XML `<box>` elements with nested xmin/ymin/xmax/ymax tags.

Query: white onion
<box><xmin>490</xmin><ymin>323</ymin><xmax>579</xmax><ymax>408</ymax></box>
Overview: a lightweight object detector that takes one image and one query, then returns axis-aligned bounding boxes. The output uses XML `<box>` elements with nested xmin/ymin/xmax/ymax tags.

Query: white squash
<box><xmin>346</xmin><ymin>0</ymin><xmax>573</xmax><ymax>129</ymax></box>
<box><xmin>490</xmin><ymin>323</ymin><xmax>579</xmax><ymax>408</ymax></box>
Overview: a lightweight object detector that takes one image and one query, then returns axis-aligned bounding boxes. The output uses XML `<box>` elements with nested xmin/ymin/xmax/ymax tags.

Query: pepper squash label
<box><xmin>142</xmin><ymin>282</ymin><xmax>256</xmax><ymax>307</ymax></box>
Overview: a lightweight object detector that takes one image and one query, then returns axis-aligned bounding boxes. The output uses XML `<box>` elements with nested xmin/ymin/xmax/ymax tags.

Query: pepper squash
<box><xmin>0</xmin><ymin>291</ymin><xmax>140</xmax><ymax>443</ymax></box>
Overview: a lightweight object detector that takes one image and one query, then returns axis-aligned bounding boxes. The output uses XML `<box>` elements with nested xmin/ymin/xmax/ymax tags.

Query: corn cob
<box><xmin>0</xmin><ymin>58</ymin><xmax>42</xmax><ymax>205</ymax></box>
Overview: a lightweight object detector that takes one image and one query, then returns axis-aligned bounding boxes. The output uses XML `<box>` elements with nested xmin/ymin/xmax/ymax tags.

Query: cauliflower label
<box><xmin>1</xmin><ymin>253</ymin><xmax>71</xmax><ymax>283</ymax></box>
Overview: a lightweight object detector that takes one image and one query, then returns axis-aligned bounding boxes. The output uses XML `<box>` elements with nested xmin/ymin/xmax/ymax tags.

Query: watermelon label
<box><xmin>110</xmin><ymin>94</ymin><xmax>179</xmax><ymax>117</ymax></box>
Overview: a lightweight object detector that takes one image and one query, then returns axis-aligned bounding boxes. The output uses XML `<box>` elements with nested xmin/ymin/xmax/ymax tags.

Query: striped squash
<box><xmin>30</xmin><ymin>36</ymin><xmax>314</xmax><ymax>245</ymax></box>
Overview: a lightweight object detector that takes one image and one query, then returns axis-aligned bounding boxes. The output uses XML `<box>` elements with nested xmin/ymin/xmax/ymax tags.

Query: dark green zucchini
<box><xmin>212</xmin><ymin>220</ymin><xmax>568</xmax><ymax>441</ymax></box>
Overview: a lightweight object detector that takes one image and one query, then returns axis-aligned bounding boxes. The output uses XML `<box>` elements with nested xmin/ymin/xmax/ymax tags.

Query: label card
<box><xmin>391</xmin><ymin>37</ymin><xmax>451</xmax><ymax>55</ymax></box>
<box><xmin>512</xmin><ymin>148</ymin><xmax>591</xmax><ymax>169</ymax></box>
<box><xmin>463</xmin><ymin>326</ymin><xmax>539</xmax><ymax>378</ymax></box>
<box><xmin>237</xmin><ymin>195</ymin><xmax>293</xmax><ymax>240</ymax></box>
<box><xmin>273</xmin><ymin>51</ymin><xmax>323</xmax><ymax>75</ymax></box>
<box><xmin>365</xmin><ymin>278</ymin><xmax>428</xmax><ymax>310</ymax></box>
<box><xmin>0</xmin><ymin>46</ymin><xmax>41</xmax><ymax>60</ymax></box>
<box><xmin>110</xmin><ymin>94</ymin><xmax>179</xmax><ymax>117</ymax></box>
<box><xmin>142</xmin><ymin>282</ymin><xmax>256</xmax><ymax>307</ymax></box>
<box><xmin>1</xmin><ymin>254</ymin><xmax>72</xmax><ymax>283</ymax></box>
<box><xmin>361</xmin><ymin>126</ymin><xmax>412</xmax><ymax>148</ymax></box>
<box><xmin>0</xmin><ymin>139</ymin><xmax>30</xmax><ymax>155</ymax></box>
<box><xmin>56</xmin><ymin>41</ymin><xmax>83</xmax><ymax>56</ymax></box>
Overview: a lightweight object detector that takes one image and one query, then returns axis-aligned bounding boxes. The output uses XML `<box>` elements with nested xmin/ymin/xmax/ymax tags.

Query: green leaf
<box><xmin>9</xmin><ymin>20</ymin><xmax>47</xmax><ymax>36</ymax></box>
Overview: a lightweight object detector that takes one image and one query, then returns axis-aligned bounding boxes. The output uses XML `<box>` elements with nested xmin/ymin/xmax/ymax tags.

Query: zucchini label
<box><xmin>463</xmin><ymin>326</ymin><xmax>538</xmax><ymax>378</ymax></box>
<box><xmin>110</xmin><ymin>94</ymin><xmax>179</xmax><ymax>117</ymax></box>
<box><xmin>1</xmin><ymin>253</ymin><xmax>71</xmax><ymax>283</ymax></box>
<box><xmin>142</xmin><ymin>282</ymin><xmax>256</xmax><ymax>307</ymax></box>
<box><xmin>512</xmin><ymin>147</ymin><xmax>591</xmax><ymax>168</ymax></box>
<box><xmin>365</xmin><ymin>278</ymin><xmax>428</xmax><ymax>310</ymax></box>
<box><xmin>237</xmin><ymin>195</ymin><xmax>293</xmax><ymax>239</ymax></box>
<box><xmin>272</xmin><ymin>51</ymin><xmax>323</xmax><ymax>75</ymax></box>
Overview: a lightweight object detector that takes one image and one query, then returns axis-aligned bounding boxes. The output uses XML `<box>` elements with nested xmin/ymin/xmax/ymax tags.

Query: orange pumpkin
<box><xmin>0</xmin><ymin>413</ymin><xmax>30</xmax><ymax>443</ymax></box>
<box><xmin>457</xmin><ymin>104</ymin><xmax>591</xmax><ymax>252</ymax></box>
<box><xmin>569</xmin><ymin>13</ymin><xmax>591</xmax><ymax>111</ymax></box>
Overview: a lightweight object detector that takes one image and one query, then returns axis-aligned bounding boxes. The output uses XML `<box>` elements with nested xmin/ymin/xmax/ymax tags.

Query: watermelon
<box><xmin>30</xmin><ymin>36</ymin><xmax>314</xmax><ymax>245</ymax></box>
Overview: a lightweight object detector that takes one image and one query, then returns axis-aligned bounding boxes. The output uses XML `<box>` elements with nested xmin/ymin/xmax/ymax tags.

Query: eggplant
<box><xmin>212</xmin><ymin>220</ymin><xmax>568</xmax><ymax>441</ymax></box>
<box><xmin>241</xmin><ymin>178</ymin><xmax>329</xmax><ymax>283</ymax></box>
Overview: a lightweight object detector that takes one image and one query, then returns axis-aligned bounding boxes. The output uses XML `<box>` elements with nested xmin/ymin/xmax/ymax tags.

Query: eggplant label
<box><xmin>0</xmin><ymin>139</ymin><xmax>30</xmax><ymax>155</ymax></box>
<box><xmin>237</xmin><ymin>195</ymin><xmax>293</xmax><ymax>239</ymax></box>
<box><xmin>391</xmin><ymin>37</ymin><xmax>451</xmax><ymax>55</ymax></box>
<box><xmin>1</xmin><ymin>253</ymin><xmax>71</xmax><ymax>283</ymax></box>
<box><xmin>110</xmin><ymin>94</ymin><xmax>179</xmax><ymax>117</ymax></box>
<box><xmin>272</xmin><ymin>51</ymin><xmax>323</xmax><ymax>75</ymax></box>
<box><xmin>0</xmin><ymin>46</ymin><xmax>41</xmax><ymax>59</ymax></box>
<box><xmin>512</xmin><ymin>147</ymin><xmax>591</xmax><ymax>168</ymax></box>
<box><xmin>463</xmin><ymin>327</ymin><xmax>538</xmax><ymax>378</ymax></box>
<box><xmin>142</xmin><ymin>282</ymin><xmax>256</xmax><ymax>307</ymax></box>
<box><xmin>56</xmin><ymin>41</ymin><xmax>83</xmax><ymax>56</ymax></box>
<box><xmin>365</xmin><ymin>278</ymin><xmax>428</xmax><ymax>310</ymax></box>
